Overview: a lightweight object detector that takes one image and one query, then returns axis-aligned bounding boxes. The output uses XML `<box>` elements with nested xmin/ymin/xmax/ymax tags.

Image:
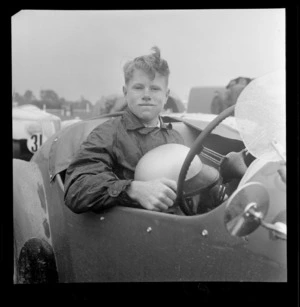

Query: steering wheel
<box><xmin>176</xmin><ymin>105</ymin><xmax>235</xmax><ymax>215</ymax></box>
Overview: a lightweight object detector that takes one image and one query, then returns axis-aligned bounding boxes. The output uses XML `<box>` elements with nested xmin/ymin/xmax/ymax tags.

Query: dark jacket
<box><xmin>64</xmin><ymin>107</ymin><xmax>184</xmax><ymax>213</ymax></box>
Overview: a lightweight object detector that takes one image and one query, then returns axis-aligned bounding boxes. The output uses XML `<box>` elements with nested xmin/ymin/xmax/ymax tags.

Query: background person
<box><xmin>211</xmin><ymin>77</ymin><xmax>253</xmax><ymax>114</ymax></box>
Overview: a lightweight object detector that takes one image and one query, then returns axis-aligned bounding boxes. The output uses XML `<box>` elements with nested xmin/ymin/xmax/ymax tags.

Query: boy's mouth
<box><xmin>139</xmin><ymin>103</ymin><xmax>155</xmax><ymax>106</ymax></box>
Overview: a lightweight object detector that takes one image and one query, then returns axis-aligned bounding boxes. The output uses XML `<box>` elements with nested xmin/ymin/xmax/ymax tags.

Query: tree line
<box><xmin>13</xmin><ymin>89</ymin><xmax>93</xmax><ymax>111</ymax></box>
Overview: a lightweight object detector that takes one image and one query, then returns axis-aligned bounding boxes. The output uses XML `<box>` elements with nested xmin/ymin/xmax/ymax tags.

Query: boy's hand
<box><xmin>126</xmin><ymin>178</ymin><xmax>177</xmax><ymax>212</ymax></box>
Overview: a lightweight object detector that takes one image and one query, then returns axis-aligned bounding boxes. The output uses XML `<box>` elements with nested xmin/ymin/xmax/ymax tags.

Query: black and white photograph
<box><xmin>12</xmin><ymin>9</ymin><xmax>288</xmax><ymax>290</ymax></box>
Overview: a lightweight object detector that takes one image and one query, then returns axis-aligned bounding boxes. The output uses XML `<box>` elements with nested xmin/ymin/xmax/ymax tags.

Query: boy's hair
<box><xmin>123</xmin><ymin>46</ymin><xmax>170</xmax><ymax>84</ymax></box>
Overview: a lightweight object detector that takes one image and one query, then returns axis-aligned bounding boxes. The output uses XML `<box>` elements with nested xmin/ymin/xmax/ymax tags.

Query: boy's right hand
<box><xmin>126</xmin><ymin>178</ymin><xmax>177</xmax><ymax>212</ymax></box>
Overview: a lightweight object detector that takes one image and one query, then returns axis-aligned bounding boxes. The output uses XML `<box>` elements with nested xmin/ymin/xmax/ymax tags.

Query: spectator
<box><xmin>211</xmin><ymin>77</ymin><xmax>253</xmax><ymax>114</ymax></box>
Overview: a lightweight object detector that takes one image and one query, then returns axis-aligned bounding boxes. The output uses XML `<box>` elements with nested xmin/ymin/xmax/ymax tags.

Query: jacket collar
<box><xmin>122</xmin><ymin>107</ymin><xmax>168</xmax><ymax>131</ymax></box>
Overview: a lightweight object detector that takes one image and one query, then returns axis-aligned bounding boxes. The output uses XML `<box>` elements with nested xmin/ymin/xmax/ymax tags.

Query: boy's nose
<box><xmin>142</xmin><ymin>89</ymin><xmax>151</xmax><ymax>101</ymax></box>
<box><xmin>142</xmin><ymin>95</ymin><xmax>151</xmax><ymax>101</ymax></box>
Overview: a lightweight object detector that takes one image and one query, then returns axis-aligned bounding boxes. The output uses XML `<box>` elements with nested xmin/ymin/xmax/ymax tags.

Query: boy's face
<box><xmin>123</xmin><ymin>69</ymin><xmax>170</xmax><ymax>126</ymax></box>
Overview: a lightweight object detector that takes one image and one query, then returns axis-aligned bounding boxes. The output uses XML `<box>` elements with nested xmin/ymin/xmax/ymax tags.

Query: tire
<box><xmin>13</xmin><ymin>238</ymin><xmax>18</xmax><ymax>284</ymax></box>
<box><xmin>17</xmin><ymin>238</ymin><xmax>59</xmax><ymax>284</ymax></box>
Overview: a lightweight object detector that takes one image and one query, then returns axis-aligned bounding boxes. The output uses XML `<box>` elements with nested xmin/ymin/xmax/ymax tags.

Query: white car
<box><xmin>13</xmin><ymin>104</ymin><xmax>61</xmax><ymax>160</ymax></box>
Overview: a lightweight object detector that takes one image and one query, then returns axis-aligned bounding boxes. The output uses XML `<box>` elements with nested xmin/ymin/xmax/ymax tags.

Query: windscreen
<box><xmin>235</xmin><ymin>70</ymin><xmax>286</xmax><ymax>162</ymax></box>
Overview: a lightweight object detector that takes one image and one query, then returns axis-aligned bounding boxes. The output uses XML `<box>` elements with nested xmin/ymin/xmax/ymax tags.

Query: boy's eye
<box><xmin>133</xmin><ymin>85</ymin><xmax>144</xmax><ymax>90</ymax></box>
<box><xmin>151</xmin><ymin>87</ymin><xmax>160</xmax><ymax>91</ymax></box>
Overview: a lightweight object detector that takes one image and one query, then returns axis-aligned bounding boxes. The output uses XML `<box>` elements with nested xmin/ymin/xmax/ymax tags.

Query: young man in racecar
<box><xmin>64</xmin><ymin>47</ymin><xmax>186</xmax><ymax>213</ymax></box>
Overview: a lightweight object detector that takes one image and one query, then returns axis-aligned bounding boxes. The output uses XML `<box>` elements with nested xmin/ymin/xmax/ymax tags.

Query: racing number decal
<box><xmin>31</xmin><ymin>134</ymin><xmax>43</xmax><ymax>152</ymax></box>
<box><xmin>27</xmin><ymin>133</ymin><xmax>43</xmax><ymax>153</ymax></box>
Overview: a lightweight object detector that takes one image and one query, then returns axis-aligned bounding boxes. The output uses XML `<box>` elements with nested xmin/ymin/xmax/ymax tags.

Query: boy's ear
<box><xmin>123</xmin><ymin>86</ymin><xmax>127</xmax><ymax>96</ymax></box>
<box><xmin>166</xmin><ymin>88</ymin><xmax>170</xmax><ymax>98</ymax></box>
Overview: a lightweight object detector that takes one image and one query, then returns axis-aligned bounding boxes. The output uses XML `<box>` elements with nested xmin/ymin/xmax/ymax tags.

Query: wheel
<box><xmin>16</xmin><ymin>238</ymin><xmax>59</xmax><ymax>284</ymax></box>
<box><xmin>13</xmin><ymin>238</ymin><xmax>18</xmax><ymax>284</ymax></box>
<box><xmin>177</xmin><ymin>105</ymin><xmax>235</xmax><ymax>215</ymax></box>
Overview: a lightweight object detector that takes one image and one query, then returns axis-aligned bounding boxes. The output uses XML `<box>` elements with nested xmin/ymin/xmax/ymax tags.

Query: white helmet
<box><xmin>134</xmin><ymin>143</ymin><xmax>219</xmax><ymax>196</ymax></box>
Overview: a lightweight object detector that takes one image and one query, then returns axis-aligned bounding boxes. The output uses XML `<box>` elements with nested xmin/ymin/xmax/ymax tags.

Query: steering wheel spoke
<box><xmin>200</xmin><ymin>146</ymin><xmax>225</xmax><ymax>166</ymax></box>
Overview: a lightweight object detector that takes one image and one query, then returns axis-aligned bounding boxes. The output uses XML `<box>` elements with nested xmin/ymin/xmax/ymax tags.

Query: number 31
<box><xmin>30</xmin><ymin>134</ymin><xmax>43</xmax><ymax>152</ymax></box>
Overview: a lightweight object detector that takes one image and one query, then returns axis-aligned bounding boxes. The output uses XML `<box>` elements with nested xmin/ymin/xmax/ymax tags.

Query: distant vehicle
<box><xmin>187</xmin><ymin>86</ymin><xmax>226</xmax><ymax>114</ymax></box>
<box><xmin>13</xmin><ymin>71</ymin><xmax>286</xmax><ymax>283</ymax></box>
<box><xmin>188</xmin><ymin>77</ymin><xmax>253</xmax><ymax>114</ymax></box>
<box><xmin>13</xmin><ymin>104</ymin><xmax>61</xmax><ymax>161</ymax></box>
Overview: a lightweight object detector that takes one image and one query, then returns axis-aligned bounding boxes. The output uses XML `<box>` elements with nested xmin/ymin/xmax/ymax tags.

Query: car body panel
<box><xmin>61</xmin><ymin>117</ymin><xmax>82</xmax><ymax>130</ymax></box>
<box><xmin>168</xmin><ymin>113</ymin><xmax>241</xmax><ymax>140</ymax></box>
<box><xmin>52</xmin><ymin>203</ymin><xmax>286</xmax><ymax>282</ymax></box>
<box><xmin>13</xmin><ymin>159</ymin><xmax>54</xmax><ymax>284</ymax></box>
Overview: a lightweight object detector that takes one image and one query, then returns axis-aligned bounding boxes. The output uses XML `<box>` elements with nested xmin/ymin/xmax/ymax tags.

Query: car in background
<box><xmin>187</xmin><ymin>77</ymin><xmax>253</xmax><ymax>115</ymax></box>
<box><xmin>187</xmin><ymin>86</ymin><xmax>226</xmax><ymax>114</ymax></box>
<box><xmin>13</xmin><ymin>104</ymin><xmax>61</xmax><ymax>161</ymax></box>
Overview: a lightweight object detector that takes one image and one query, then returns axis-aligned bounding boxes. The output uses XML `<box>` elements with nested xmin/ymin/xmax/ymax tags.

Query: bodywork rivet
<box><xmin>202</xmin><ymin>229</ymin><xmax>208</xmax><ymax>236</ymax></box>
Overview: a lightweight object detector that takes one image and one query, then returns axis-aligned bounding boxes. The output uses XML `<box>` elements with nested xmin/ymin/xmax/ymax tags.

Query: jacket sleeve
<box><xmin>64</xmin><ymin>121</ymin><xmax>137</xmax><ymax>213</ymax></box>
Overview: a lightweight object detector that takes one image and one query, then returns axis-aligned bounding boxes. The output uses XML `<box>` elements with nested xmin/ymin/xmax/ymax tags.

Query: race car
<box><xmin>13</xmin><ymin>71</ymin><xmax>286</xmax><ymax>283</ymax></box>
<box><xmin>13</xmin><ymin>104</ymin><xmax>61</xmax><ymax>161</ymax></box>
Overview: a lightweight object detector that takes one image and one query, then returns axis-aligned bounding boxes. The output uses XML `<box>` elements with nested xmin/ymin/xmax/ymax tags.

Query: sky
<box><xmin>12</xmin><ymin>9</ymin><xmax>285</xmax><ymax>104</ymax></box>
